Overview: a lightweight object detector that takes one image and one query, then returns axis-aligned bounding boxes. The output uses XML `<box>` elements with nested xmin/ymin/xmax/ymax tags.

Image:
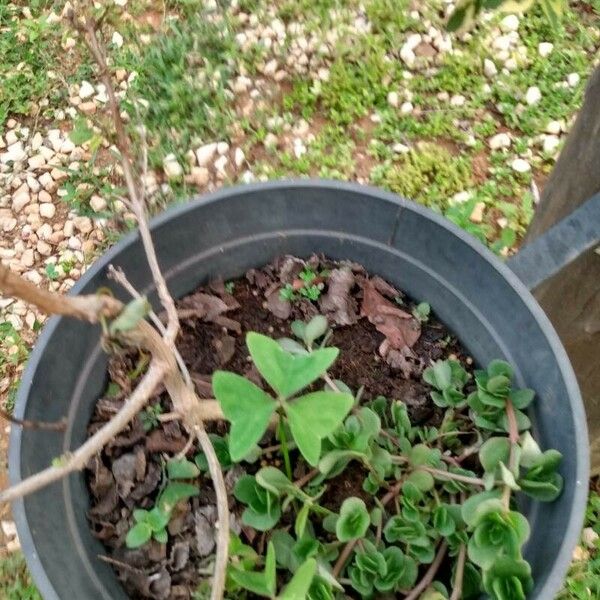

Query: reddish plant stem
<box><xmin>0</xmin><ymin>408</ymin><xmax>67</xmax><ymax>432</ymax></box>
<box><xmin>502</xmin><ymin>398</ymin><xmax>520</xmax><ymax>509</ymax></box>
<box><xmin>403</xmin><ymin>541</ymin><xmax>449</xmax><ymax>600</ymax></box>
<box><xmin>449</xmin><ymin>544</ymin><xmax>467</xmax><ymax>600</ymax></box>
<box><xmin>294</xmin><ymin>469</ymin><xmax>319</xmax><ymax>489</ymax></box>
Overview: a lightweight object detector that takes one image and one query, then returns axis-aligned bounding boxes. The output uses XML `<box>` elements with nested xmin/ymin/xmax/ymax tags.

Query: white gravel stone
<box><xmin>400</xmin><ymin>101</ymin><xmax>414</xmax><ymax>115</ymax></box>
<box><xmin>511</xmin><ymin>158</ymin><xmax>531</xmax><ymax>173</ymax></box>
<box><xmin>90</xmin><ymin>195</ymin><xmax>107</xmax><ymax>212</ymax></box>
<box><xmin>5</xmin><ymin>130</ymin><xmax>19</xmax><ymax>146</ymax></box>
<box><xmin>38</xmin><ymin>175</ymin><xmax>55</xmax><ymax>192</ymax></box>
<box><xmin>241</xmin><ymin>170</ymin><xmax>255</xmax><ymax>184</ymax></box>
<box><xmin>500</xmin><ymin>14</ymin><xmax>519</xmax><ymax>32</ymax></box>
<box><xmin>489</xmin><ymin>132</ymin><xmax>511</xmax><ymax>150</ymax></box>
<box><xmin>492</xmin><ymin>35</ymin><xmax>511</xmax><ymax>52</ymax></box>
<box><xmin>214</xmin><ymin>154</ymin><xmax>228</xmax><ymax>175</ymax></box>
<box><xmin>392</xmin><ymin>143</ymin><xmax>410</xmax><ymax>154</ymax></box>
<box><xmin>400</xmin><ymin>33</ymin><xmax>421</xmax><ymax>67</ymax></box>
<box><xmin>450</xmin><ymin>94</ymin><xmax>466</xmax><ymax>107</ymax></box>
<box><xmin>545</xmin><ymin>120</ymin><xmax>562</xmax><ymax>135</ymax></box>
<box><xmin>217</xmin><ymin>142</ymin><xmax>229</xmax><ymax>155</ymax></box>
<box><xmin>37</xmin><ymin>240</ymin><xmax>52</xmax><ymax>256</ymax></box>
<box><xmin>12</xmin><ymin>190</ymin><xmax>31</xmax><ymax>213</ymax></box>
<box><xmin>31</xmin><ymin>132</ymin><xmax>44</xmax><ymax>151</ymax></box>
<box><xmin>234</xmin><ymin>148</ymin><xmax>245</xmax><ymax>168</ymax></box>
<box><xmin>163</xmin><ymin>154</ymin><xmax>183</xmax><ymax>179</ymax></box>
<box><xmin>37</xmin><ymin>223</ymin><xmax>52</xmax><ymax>240</ymax></box>
<box><xmin>38</xmin><ymin>146</ymin><xmax>55</xmax><ymax>161</ymax></box>
<box><xmin>26</xmin><ymin>175</ymin><xmax>41</xmax><ymax>193</ymax></box>
<box><xmin>542</xmin><ymin>135</ymin><xmax>560</xmax><ymax>154</ymax></box>
<box><xmin>21</xmin><ymin>249</ymin><xmax>35</xmax><ymax>268</ymax></box>
<box><xmin>79</xmin><ymin>80</ymin><xmax>95</xmax><ymax>99</ymax></box>
<box><xmin>112</xmin><ymin>31</ymin><xmax>123</xmax><ymax>48</ymax></box>
<box><xmin>483</xmin><ymin>59</ymin><xmax>497</xmax><ymax>78</ymax></box>
<box><xmin>387</xmin><ymin>91</ymin><xmax>400</xmax><ymax>108</ymax></box>
<box><xmin>24</xmin><ymin>270</ymin><xmax>42</xmax><ymax>285</ymax></box>
<box><xmin>60</xmin><ymin>139</ymin><xmax>76</xmax><ymax>154</ymax></box>
<box><xmin>1</xmin><ymin>141</ymin><xmax>27</xmax><ymax>164</ymax></box>
<box><xmin>538</xmin><ymin>42</ymin><xmax>553</xmax><ymax>57</ymax></box>
<box><xmin>39</xmin><ymin>203</ymin><xmax>56</xmax><ymax>219</ymax></box>
<box><xmin>567</xmin><ymin>72</ymin><xmax>580</xmax><ymax>87</ymax></box>
<box><xmin>27</xmin><ymin>154</ymin><xmax>46</xmax><ymax>170</ymax></box>
<box><xmin>195</xmin><ymin>143</ymin><xmax>218</xmax><ymax>167</ymax></box>
<box><xmin>470</xmin><ymin>201</ymin><xmax>485</xmax><ymax>223</ymax></box>
<box><xmin>186</xmin><ymin>166</ymin><xmax>210</xmax><ymax>187</ymax></box>
<box><xmin>73</xmin><ymin>216</ymin><xmax>93</xmax><ymax>234</ymax></box>
<box><xmin>451</xmin><ymin>191</ymin><xmax>473</xmax><ymax>205</ymax></box>
<box><xmin>525</xmin><ymin>86</ymin><xmax>542</xmax><ymax>106</ymax></box>
<box><xmin>264</xmin><ymin>133</ymin><xmax>278</xmax><ymax>148</ymax></box>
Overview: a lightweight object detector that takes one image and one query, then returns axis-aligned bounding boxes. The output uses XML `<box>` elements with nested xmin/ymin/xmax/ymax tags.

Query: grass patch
<box><xmin>0</xmin><ymin>2</ymin><xmax>62</xmax><ymax>126</ymax></box>
<box><xmin>371</xmin><ymin>142</ymin><xmax>472</xmax><ymax>210</ymax></box>
<box><xmin>0</xmin><ymin>553</ymin><xmax>40</xmax><ymax>600</ymax></box>
<box><xmin>118</xmin><ymin>14</ymin><xmax>238</xmax><ymax>167</ymax></box>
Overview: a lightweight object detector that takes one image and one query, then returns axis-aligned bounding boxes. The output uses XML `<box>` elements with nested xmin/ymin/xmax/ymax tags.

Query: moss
<box><xmin>373</xmin><ymin>143</ymin><xmax>473</xmax><ymax>210</ymax></box>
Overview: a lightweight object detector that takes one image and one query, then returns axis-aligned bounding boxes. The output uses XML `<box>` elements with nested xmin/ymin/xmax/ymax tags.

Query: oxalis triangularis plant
<box><xmin>0</xmin><ymin>5</ymin><xmax>564</xmax><ymax>600</ymax></box>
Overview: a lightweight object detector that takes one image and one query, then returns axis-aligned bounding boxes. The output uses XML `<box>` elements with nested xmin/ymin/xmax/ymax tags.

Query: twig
<box><xmin>195</xmin><ymin>425</ymin><xmax>229</xmax><ymax>598</ymax></box>
<box><xmin>69</xmin><ymin>10</ymin><xmax>180</xmax><ymax>345</ymax></box>
<box><xmin>403</xmin><ymin>541</ymin><xmax>448</xmax><ymax>600</ymax></box>
<box><xmin>175</xmin><ymin>433</ymin><xmax>196</xmax><ymax>460</ymax></box>
<box><xmin>422</xmin><ymin>467</ymin><xmax>485</xmax><ymax>487</ymax></box>
<box><xmin>0</xmin><ymin>265</ymin><xmax>120</xmax><ymax>322</ymax></box>
<box><xmin>0</xmin><ymin>361</ymin><xmax>167</xmax><ymax>503</ymax></box>
<box><xmin>108</xmin><ymin>265</ymin><xmax>191</xmax><ymax>387</ymax></box>
<box><xmin>450</xmin><ymin>544</ymin><xmax>467</xmax><ymax>600</ymax></box>
<box><xmin>294</xmin><ymin>468</ymin><xmax>319</xmax><ymax>488</ymax></box>
<box><xmin>0</xmin><ymin>408</ymin><xmax>67</xmax><ymax>432</ymax></box>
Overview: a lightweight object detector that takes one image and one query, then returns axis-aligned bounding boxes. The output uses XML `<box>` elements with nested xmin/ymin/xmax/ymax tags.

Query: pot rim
<box><xmin>9</xmin><ymin>179</ymin><xmax>589</xmax><ymax>599</ymax></box>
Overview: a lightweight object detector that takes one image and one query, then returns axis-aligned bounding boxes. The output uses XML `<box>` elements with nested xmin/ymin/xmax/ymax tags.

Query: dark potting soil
<box><xmin>85</xmin><ymin>255</ymin><xmax>472</xmax><ymax>599</ymax></box>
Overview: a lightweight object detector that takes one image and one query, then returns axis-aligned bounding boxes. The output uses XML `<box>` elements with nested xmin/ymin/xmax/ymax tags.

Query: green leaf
<box><xmin>433</xmin><ymin>505</ymin><xmax>456</xmax><ymax>537</ymax></box>
<box><xmin>499</xmin><ymin>462</ymin><xmax>520</xmax><ymax>490</ymax></box>
<box><xmin>126</xmin><ymin>522</ymin><xmax>152</xmax><ymax>548</ymax></box>
<box><xmin>519</xmin><ymin>432</ymin><xmax>542</xmax><ymax>468</ymax></box>
<box><xmin>167</xmin><ymin>457</ymin><xmax>200</xmax><ymax>480</ymax></box>
<box><xmin>133</xmin><ymin>509</ymin><xmax>149</xmax><ymax>523</ymax></box>
<box><xmin>153</xmin><ymin>528</ymin><xmax>168</xmax><ymax>544</ymax></box>
<box><xmin>511</xmin><ymin>389</ymin><xmax>535</xmax><ymax>410</ymax></box>
<box><xmin>447</xmin><ymin>5</ymin><xmax>467</xmax><ymax>31</ymax></box>
<box><xmin>234</xmin><ymin>475</ymin><xmax>282</xmax><ymax>531</ymax></box>
<box><xmin>519</xmin><ymin>449</ymin><xmax>563</xmax><ymax>501</ymax></box>
<box><xmin>423</xmin><ymin>360</ymin><xmax>452</xmax><ymax>390</ymax></box>
<box><xmin>285</xmin><ymin>391</ymin><xmax>353</xmax><ymax>466</ymax></box>
<box><xmin>488</xmin><ymin>360</ymin><xmax>513</xmax><ymax>379</ymax></box>
<box><xmin>295</xmin><ymin>504</ymin><xmax>310</xmax><ymax>538</ymax></box>
<box><xmin>265</xmin><ymin>541</ymin><xmax>277</xmax><ymax>597</ymax></box>
<box><xmin>461</xmin><ymin>490</ymin><xmax>502</xmax><ymax>527</ymax></box>
<box><xmin>158</xmin><ymin>482</ymin><xmax>199</xmax><ymax>513</ymax></box>
<box><xmin>336</xmin><ymin>497</ymin><xmax>370</xmax><ymax>542</ymax></box>
<box><xmin>145</xmin><ymin>507</ymin><xmax>170</xmax><ymax>531</ymax></box>
<box><xmin>479</xmin><ymin>437</ymin><xmax>511</xmax><ymax>473</ymax></box>
<box><xmin>109</xmin><ymin>297</ymin><xmax>150</xmax><ymax>335</ymax></box>
<box><xmin>247</xmin><ymin>332</ymin><xmax>338</xmax><ymax>398</ymax></box>
<box><xmin>256</xmin><ymin>467</ymin><xmax>296</xmax><ymax>497</ymax></box>
<box><xmin>212</xmin><ymin>370</ymin><xmax>276</xmax><ymax>461</ymax></box>
<box><xmin>279</xmin><ymin>558</ymin><xmax>317</xmax><ymax>600</ymax></box>
<box><xmin>304</xmin><ymin>315</ymin><xmax>329</xmax><ymax>346</ymax></box>
<box><xmin>291</xmin><ymin>320</ymin><xmax>307</xmax><ymax>341</ymax></box>
<box><xmin>195</xmin><ymin>434</ymin><xmax>232</xmax><ymax>471</ymax></box>
<box><xmin>69</xmin><ymin>117</ymin><xmax>94</xmax><ymax>145</ymax></box>
<box><xmin>482</xmin><ymin>557</ymin><xmax>533</xmax><ymax>600</ymax></box>
<box><xmin>407</xmin><ymin>469</ymin><xmax>435</xmax><ymax>492</ymax></box>
<box><xmin>278</xmin><ymin>337</ymin><xmax>309</xmax><ymax>355</ymax></box>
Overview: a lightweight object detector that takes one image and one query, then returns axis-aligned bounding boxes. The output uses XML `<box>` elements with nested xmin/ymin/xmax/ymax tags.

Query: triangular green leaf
<box><xmin>285</xmin><ymin>391</ymin><xmax>353</xmax><ymax>466</ymax></box>
<box><xmin>213</xmin><ymin>370</ymin><xmax>276</xmax><ymax>461</ymax></box>
<box><xmin>247</xmin><ymin>333</ymin><xmax>338</xmax><ymax>398</ymax></box>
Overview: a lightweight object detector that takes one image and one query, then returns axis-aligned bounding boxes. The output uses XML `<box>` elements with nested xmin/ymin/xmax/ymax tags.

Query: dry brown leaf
<box><xmin>319</xmin><ymin>268</ymin><xmax>357</xmax><ymax>325</ymax></box>
<box><xmin>360</xmin><ymin>279</ymin><xmax>421</xmax><ymax>350</ymax></box>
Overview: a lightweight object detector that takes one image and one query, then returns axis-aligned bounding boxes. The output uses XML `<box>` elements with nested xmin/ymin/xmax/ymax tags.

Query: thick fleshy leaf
<box><xmin>336</xmin><ymin>497</ymin><xmax>370</xmax><ymax>542</ymax></box>
<box><xmin>279</xmin><ymin>558</ymin><xmax>317</xmax><ymax>600</ymax></box>
<box><xmin>511</xmin><ymin>388</ymin><xmax>535</xmax><ymax>409</ymax></box>
<box><xmin>461</xmin><ymin>490</ymin><xmax>502</xmax><ymax>527</ymax></box>
<box><xmin>479</xmin><ymin>437</ymin><xmax>511</xmax><ymax>473</ymax></box>
<box><xmin>304</xmin><ymin>315</ymin><xmax>329</xmax><ymax>346</ymax></box>
<box><xmin>146</xmin><ymin>507</ymin><xmax>170</xmax><ymax>531</ymax></box>
<box><xmin>407</xmin><ymin>469</ymin><xmax>435</xmax><ymax>491</ymax></box>
<box><xmin>256</xmin><ymin>467</ymin><xmax>296</xmax><ymax>497</ymax></box>
<box><xmin>213</xmin><ymin>370</ymin><xmax>276</xmax><ymax>461</ymax></box>
<box><xmin>153</xmin><ymin>528</ymin><xmax>168</xmax><ymax>544</ymax></box>
<box><xmin>109</xmin><ymin>297</ymin><xmax>150</xmax><ymax>335</ymax></box>
<box><xmin>285</xmin><ymin>391</ymin><xmax>353</xmax><ymax>466</ymax></box>
<box><xmin>482</xmin><ymin>557</ymin><xmax>533</xmax><ymax>600</ymax></box>
<box><xmin>247</xmin><ymin>332</ymin><xmax>338</xmax><ymax>397</ymax></box>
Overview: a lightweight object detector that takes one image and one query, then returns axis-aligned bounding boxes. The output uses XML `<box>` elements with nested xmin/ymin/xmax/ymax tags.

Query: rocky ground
<box><xmin>1</xmin><ymin>0</ymin><xmax>599</xmax><ymax>596</ymax></box>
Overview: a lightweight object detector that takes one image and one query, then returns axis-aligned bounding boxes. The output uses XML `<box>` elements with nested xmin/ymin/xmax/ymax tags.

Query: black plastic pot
<box><xmin>10</xmin><ymin>180</ymin><xmax>590</xmax><ymax>599</ymax></box>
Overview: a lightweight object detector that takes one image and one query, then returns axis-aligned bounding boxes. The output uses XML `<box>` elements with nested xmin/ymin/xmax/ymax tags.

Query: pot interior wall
<box><xmin>10</xmin><ymin>181</ymin><xmax>587</xmax><ymax>600</ymax></box>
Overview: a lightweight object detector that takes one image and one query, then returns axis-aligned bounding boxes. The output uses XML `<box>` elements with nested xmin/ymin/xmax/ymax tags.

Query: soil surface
<box><xmin>85</xmin><ymin>255</ymin><xmax>470</xmax><ymax>599</ymax></box>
